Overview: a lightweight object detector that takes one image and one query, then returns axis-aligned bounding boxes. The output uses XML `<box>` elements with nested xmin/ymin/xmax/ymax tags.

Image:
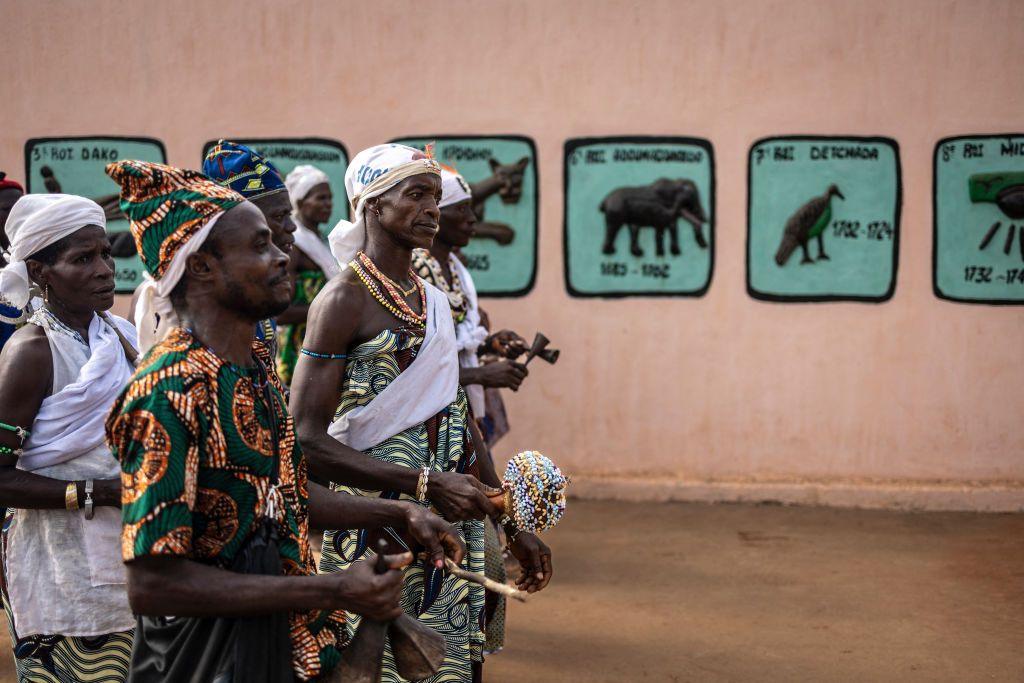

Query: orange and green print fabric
<box><xmin>105</xmin><ymin>328</ymin><xmax>345</xmax><ymax>681</ymax></box>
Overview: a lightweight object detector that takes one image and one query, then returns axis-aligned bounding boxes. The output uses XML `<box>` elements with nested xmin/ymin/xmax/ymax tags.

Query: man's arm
<box><xmin>467</xmin><ymin>418</ymin><xmax>501</xmax><ymax>491</ymax></box>
<box><xmin>459</xmin><ymin>359</ymin><xmax>528</xmax><ymax>391</ymax></box>
<box><xmin>290</xmin><ymin>280</ymin><xmax>499</xmax><ymax>522</ymax></box>
<box><xmin>126</xmin><ymin>554</ymin><xmax>407</xmax><ymax>621</ymax></box>
<box><xmin>307</xmin><ymin>483</ymin><xmax>465</xmax><ymax>569</ymax></box>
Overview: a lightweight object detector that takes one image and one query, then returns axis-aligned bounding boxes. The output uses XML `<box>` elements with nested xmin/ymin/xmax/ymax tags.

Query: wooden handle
<box><xmin>373</xmin><ymin>538</ymin><xmax>390</xmax><ymax>574</ymax></box>
<box><xmin>444</xmin><ymin>557</ymin><xmax>527</xmax><ymax>603</ymax></box>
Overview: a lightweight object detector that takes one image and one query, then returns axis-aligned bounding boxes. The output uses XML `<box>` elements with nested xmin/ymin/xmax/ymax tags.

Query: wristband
<box><xmin>416</xmin><ymin>467</ymin><xmax>430</xmax><ymax>502</ymax></box>
<box><xmin>84</xmin><ymin>479</ymin><xmax>95</xmax><ymax>520</ymax></box>
<box><xmin>65</xmin><ymin>482</ymin><xmax>79</xmax><ymax>511</ymax></box>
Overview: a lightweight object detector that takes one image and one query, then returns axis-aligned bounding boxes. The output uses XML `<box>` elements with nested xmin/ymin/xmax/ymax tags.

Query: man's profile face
<box><xmin>0</xmin><ymin>188</ymin><xmax>24</xmax><ymax>249</ymax></box>
<box><xmin>207</xmin><ymin>202</ymin><xmax>292</xmax><ymax>320</ymax></box>
<box><xmin>252</xmin><ymin>191</ymin><xmax>296</xmax><ymax>253</ymax></box>
<box><xmin>372</xmin><ymin>174</ymin><xmax>442</xmax><ymax>251</ymax></box>
<box><xmin>438</xmin><ymin>199</ymin><xmax>477</xmax><ymax>249</ymax></box>
<box><xmin>298</xmin><ymin>183</ymin><xmax>333</xmax><ymax>226</ymax></box>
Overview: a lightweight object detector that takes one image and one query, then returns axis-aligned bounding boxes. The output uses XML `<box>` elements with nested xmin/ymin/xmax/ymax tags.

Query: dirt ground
<box><xmin>0</xmin><ymin>500</ymin><xmax>1021</xmax><ymax>682</ymax></box>
<box><xmin>485</xmin><ymin>501</ymin><xmax>1024</xmax><ymax>682</ymax></box>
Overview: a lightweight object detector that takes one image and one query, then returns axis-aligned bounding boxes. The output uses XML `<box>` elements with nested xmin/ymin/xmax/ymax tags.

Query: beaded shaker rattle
<box><xmin>486</xmin><ymin>450</ymin><xmax>568</xmax><ymax>533</ymax></box>
<box><xmin>429</xmin><ymin>451</ymin><xmax>568</xmax><ymax>603</ymax></box>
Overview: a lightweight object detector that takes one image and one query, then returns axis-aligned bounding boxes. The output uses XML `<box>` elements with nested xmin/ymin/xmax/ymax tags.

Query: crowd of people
<box><xmin>0</xmin><ymin>141</ymin><xmax>553</xmax><ymax>682</ymax></box>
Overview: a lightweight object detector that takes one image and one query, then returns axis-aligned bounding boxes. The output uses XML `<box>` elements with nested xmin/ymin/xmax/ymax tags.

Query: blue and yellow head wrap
<box><xmin>202</xmin><ymin>140</ymin><xmax>287</xmax><ymax>201</ymax></box>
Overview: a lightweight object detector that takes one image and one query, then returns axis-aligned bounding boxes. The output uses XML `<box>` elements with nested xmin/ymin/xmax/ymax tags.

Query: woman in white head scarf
<box><xmin>0</xmin><ymin>194</ymin><xmax>136</xmax><ymax>681</ymax></box>
<box><xmin>276</xmin><ymin>164</ymin><xmax>340</xmax><ymax>385</ymax></box>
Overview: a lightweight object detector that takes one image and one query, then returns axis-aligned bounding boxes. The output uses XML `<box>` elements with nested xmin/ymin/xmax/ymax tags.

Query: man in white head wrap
<box><xmin>411</xmin><ymin>167</ymin><xmax>529</xmax><ymax>418</ymax></box>
<box><xmin>0</xmin><ymin>193</ymin><xmax>138</xmax><ymax>679</ymax></box>
<box><xmin>290</xmin><ymin>144</ymin><xmax>553</xmax><ymax>681</ymax></box>
<box><xmin>276</xmin><ymin>164</ymin><xmax>340</xmax><ymax>384</ymax></box>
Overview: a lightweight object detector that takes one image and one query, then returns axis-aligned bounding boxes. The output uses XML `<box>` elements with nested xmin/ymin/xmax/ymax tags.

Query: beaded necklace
<box><xmin>412</xmin><ymin>249</ymin><xmax>467</xmax><ymax>323</ymax></box>
<box><xmin>361</xmin><ymin>251</ymin><xmax>418</xmax><ymax>296</ymax></box>
<box><xmin>30</xmin><ymin>307</ymin><xmax>87</xmax><ymax>346</ymax></box>
<box><xmin>351</xmin><ymin>252</ymin><xmax>427</xmax><ymax>327</ymax></box>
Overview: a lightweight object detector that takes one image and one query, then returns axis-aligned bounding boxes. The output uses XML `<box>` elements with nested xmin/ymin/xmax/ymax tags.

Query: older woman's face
<box><xmin>298</xmin><ymin>183</ymin><xmax>333</xmax><ymax>226</ymax></box>
<box><xmin>30</xmin><ymin>225</ymin><xmax>116</xmax><ymax>313</ymax></box>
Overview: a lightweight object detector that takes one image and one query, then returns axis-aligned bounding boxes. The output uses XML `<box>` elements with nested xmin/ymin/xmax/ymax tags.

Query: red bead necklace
<box><xmin>352</xmin><ymin>251</ymin><xmax>427</xmax><ymax>326</ymax></box>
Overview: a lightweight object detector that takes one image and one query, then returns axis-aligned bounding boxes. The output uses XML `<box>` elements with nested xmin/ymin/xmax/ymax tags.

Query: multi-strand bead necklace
<box><xmin>412</xmin><ymin>249</ymin><xmax>468</xmax><ymax>323</ymax></box>
<box><xmin>350</xmin><ymin>251</ymin><xmax>427</xmax><ymax>327</ymax></box>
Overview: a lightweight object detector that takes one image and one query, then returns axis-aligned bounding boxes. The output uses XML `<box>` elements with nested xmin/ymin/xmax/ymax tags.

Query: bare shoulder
<box><xmin>309</xmin><ymin>269</ymin><xmax>367</xmax><ymax>322</ymax></box>
<box><xmin>0</xmin><ymin>324</ymin><xmax>49</xmax><ymax>366</ymax></box>
<box><xmin>0</xmin><ymin>325</ymin><xmax>52</xmax><ymax>392</ymax></box>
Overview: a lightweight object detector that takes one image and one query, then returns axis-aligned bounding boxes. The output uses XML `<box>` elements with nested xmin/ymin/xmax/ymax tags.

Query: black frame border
<box><xmin>388</xmin><ymin>134</ymin><xmax>539</xmax><ymax>298</ymax></box>
<box><xmin>562</xmin><ymin>135</ymin><xmax>716</xmax><ymax>299</ymax></box>
<box><xmin>745</xmin><ymin>135</ymin><xmax>902</xmax><ymax>304</ymax></box>
<box><xmin>932</xmin><ymin>133</ymin><xmax>1024</xmax><ymax>306</ymax></box>
<box><xmin>24</xmin><ymin>135</ymin><xmax>168</xmax><ymax>193</ymax></box>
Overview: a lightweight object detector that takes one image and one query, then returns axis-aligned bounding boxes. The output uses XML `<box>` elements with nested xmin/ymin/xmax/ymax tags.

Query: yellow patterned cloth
<box><xmin>318</xmin><ymin>327</ymin><xmax>486</xmax><ymax>683</ymax></box>
<box><xmin>106</xmin><ymin>329</ymin><xmax>346</xmax><ymax>681</ymax></box>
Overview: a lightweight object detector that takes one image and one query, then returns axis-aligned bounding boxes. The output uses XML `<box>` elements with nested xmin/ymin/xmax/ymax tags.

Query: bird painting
<box><xmin>774</xmin><ymin>184</ymin><xmax>845</xmax><ymax>266</ymax></box>
<box><xmin>969</xmin><ymin>171</ymin><xmax>1024</xmax><ymax>262</ymax></box>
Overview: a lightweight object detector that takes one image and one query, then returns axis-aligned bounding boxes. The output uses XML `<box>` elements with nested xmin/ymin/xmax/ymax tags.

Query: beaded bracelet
<box><xmin>0</xmin><ymin>421</ymin><xmax>30</xmax><ymax>444</ymax></box>
<box><xmin>0</xmin><ymin>445</ymin><xmax>22</xmax><ymax>457</ymax></box>
<box><xmin>300</xmin><ymin>348</ymin><xmax>348</xmax><ymax>360</ymax></box>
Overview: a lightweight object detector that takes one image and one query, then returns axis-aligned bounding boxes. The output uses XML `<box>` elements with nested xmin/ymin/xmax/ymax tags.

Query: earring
<box><xmin>43</xmin><ymin>284</ymin><xmax>49</xmax><ymax>304</ymax></box>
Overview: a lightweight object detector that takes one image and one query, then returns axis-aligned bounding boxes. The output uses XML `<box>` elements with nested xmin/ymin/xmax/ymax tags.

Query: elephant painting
<box><xmin>599</xmin><ymin>178</ymin><xmax>708</xmax><ymax>257</ymax></box>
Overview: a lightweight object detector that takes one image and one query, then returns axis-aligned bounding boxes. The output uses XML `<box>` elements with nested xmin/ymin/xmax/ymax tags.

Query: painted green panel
<box><xmin>24</xmin><ymin>136</ymin><xmax>166</xmax><ymax>293</ymax></box>
<box><xmin>391</xmin><ymin>136</ymin><xmax>537</xmax><ymax>297</ymax></box>
<box><xmin>934</xmin><ymin>134</ymin><xmax>1024</xmax><ymax>304</ymax></box>
<box><xmin>564</xmin><ymin>137</ymin><xmax>715</xmax><ymax>297</ymax></box>
<box><xmin>201</xmin><ymin>138</ymin><xmax>349</xmax><ymax>238</ymax></box>
<box><xmin>747</xmin><ymin>136</ymin><xmax>900</xmax><ymax>302</ymax></box>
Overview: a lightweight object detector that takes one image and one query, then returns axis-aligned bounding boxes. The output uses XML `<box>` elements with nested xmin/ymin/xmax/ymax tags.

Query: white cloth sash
<box><xmin>450</xmin><ymin>256</ymin><xmax>488</xmax><ymax>418</ymax></box>
<box><xmin>328</xmin><ymin>281</ymin><xmax>459</xmax><ymax>451</ymax></box>
<box><xmin>7</xmin><ymin>312</ymin><xmax>136</xmax><ymax>637</ymax></box>
<box><xmin>19</xmin><ymin>315</ymin><xmax>137</xmax><ymax>472</ymax></box>
<box><xmin>293</xmin><ymin>224</ymin><xmax>341</xmax><ymax>279</ymax></box>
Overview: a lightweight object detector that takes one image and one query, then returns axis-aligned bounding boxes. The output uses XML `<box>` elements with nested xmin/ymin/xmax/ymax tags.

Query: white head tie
<box><xmin>328</xmin><ymin>144</ymin><xmax>441</xmax><ymax>267</ymax></box>
<box><xmin>439</xmin><ymin>167</ymin><xmax>473</xmax><ymax>209</ymax></box>
<box><xmin>285</xmin><ymin>164</ymin><xmax>331</xmax><ymax>213</ymax></box>
<box><xmin>0</xmin><ymin>194</ymin><xmax>106</xmax><ymax>309</ymax></box>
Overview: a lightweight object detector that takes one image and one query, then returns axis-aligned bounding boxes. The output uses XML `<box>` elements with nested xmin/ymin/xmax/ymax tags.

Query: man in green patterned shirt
<box><xmin>105</xmin><ymin>160</ymin><xmax>463</xmax><ymax>682</ymax></box>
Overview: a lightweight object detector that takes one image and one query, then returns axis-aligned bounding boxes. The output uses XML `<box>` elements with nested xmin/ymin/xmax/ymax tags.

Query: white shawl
<box><xmin>293</xmin><ymin>224</ymin><xmax>341</xmax><ymax>279</ymax></box>
<box><xmin>450</xmin><ymin>255</ymin><xmax>488</xmax><ymax>418</ymax></box>
<box><xmin>19</xmin><ymin>314</ymin><xmax>137</xmax><ymax>472</ymax></box>
<box><xmin>328</xmin><ymin>282</ymin><xmax>459</xmax><ymax>451</ymax></box>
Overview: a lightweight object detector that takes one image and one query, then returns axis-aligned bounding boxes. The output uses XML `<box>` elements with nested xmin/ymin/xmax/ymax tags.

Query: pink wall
<box><xmin>3</xmin><ymin>0</ymin><xmax>1022</xmax><ymax>497</ymax></box>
